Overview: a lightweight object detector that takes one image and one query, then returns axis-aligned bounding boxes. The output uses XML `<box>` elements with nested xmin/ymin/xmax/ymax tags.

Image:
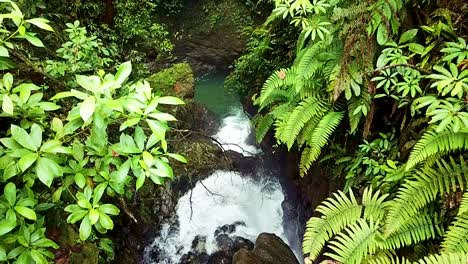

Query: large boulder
<box><xmin>233</xmin><ymin>233</ymin><xmax>299</xmax><ymax>264</ymax></box>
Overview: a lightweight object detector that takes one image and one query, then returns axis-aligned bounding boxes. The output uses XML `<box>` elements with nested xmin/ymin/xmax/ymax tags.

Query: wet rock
<box><xmin>253</xmin><ymin>233</ymin><xmax>299</xmax><ymax>264</ymax></box>
<box><xmin>233</xmin><ymin>233</ymin><xmax>299</xmax><ymax>264</ymax></box>
<box><xmin>214</xmin><ymin>221</ymin><xmax>246</xmax><ymax>236</ymax></box>
<box><xmin>233</xmin><ymin>249</ymin><xmax>267</xmax><ymax>264</ymax></box>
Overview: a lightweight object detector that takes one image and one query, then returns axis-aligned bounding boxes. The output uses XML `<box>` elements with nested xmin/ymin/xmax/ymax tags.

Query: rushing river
<box><xmin>142</xmin><ymin>74</ymin><xmax>303</xmax><ymax>263</ymax></box>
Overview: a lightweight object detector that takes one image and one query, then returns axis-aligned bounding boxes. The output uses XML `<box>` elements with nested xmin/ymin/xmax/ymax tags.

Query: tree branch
<box><xmin>371</xmin><ymin>63</ymin><xmax>431</xmax><ymax>75</ymax></box>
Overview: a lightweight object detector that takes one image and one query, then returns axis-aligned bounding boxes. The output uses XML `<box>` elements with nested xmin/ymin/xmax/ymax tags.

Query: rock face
<box><xmin>168</xmin><ymin>0</ymin><xmax>255</xmax><ymax>74</ymax></box>
<box><xmin>233</xmin><ymin>233</ymin><xmax>299</xmax><ymax>264</ymax></box>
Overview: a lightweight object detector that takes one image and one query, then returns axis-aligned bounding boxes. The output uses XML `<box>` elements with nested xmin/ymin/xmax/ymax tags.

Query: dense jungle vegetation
<box><xmin>228</xmin><ymin>0</ymin><xmax>468</xmax><ymax>263</ymax></box>
<box><xmin>2</xmin><ymin>0</ymin><xmax>468</xmax><ymax>263</ymax></box>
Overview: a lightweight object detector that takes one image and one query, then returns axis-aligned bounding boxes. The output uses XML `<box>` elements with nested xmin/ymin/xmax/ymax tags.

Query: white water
<box><xmin>214</xmin><ymin>109</ymin><xmax>261</xmax><ymax>156</ymax></box>
<box><xmin>143</xmin><ymin>108</ymin><xmax>298</xmax><ymax>263</ymax></box>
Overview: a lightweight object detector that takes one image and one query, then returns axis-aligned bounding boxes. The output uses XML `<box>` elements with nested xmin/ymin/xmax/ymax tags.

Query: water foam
<box><xmin>143</xmin><ymin>171</ymin><xmax>287</xmax><ymax>263</ymax></box>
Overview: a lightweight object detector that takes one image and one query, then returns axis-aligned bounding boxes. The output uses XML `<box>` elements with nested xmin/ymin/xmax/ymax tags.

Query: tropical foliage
<box><xmin>0</xmin><ymin>2</ymin><xmax>186</xmax><ymax>263</ymax></box>
<box><xmin>230</xmin><ymin>0</ymin><xmax>468</xmax><ymax>262</ymax></box>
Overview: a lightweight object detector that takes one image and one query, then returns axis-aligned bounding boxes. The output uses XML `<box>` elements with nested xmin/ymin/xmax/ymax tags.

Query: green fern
<box><xmin>303</xmin><ymin>190</ymin><xmax>362</xmax><ymax>259</ymax></box>
<box><xmin>442</xmin><ymin>211</ymin><xmax>468</xmax><ymax>253</ymax></box>
<box><xmin>415</xmin><ymin>252</ymin><xmax>468</xmax><ymax>264</ymax></box>
<box><xmin>406</xmin><ymin>128</ymin><xmax>468</xmax><ymax>171</ymax></box>
<box><xmin>380</xmin><ymin>212</ymin><xmax>437</xmax><ymax>250</ymax></box>
<box><xmin>253</xmin><ymin>114</ymin><xmax>275</xmax><ymax>143</ymax></box>
<box><xmin>278</xmin><ymin>97</ymin><xmax>326</xmax><ymax>149</ymax></box>
<box><xmin>326</xmin><ymin>218</ymin><xmax>380</xmax><ymax>264</ymax></box>
<box><xmin>458</xmin><ymin>191</ymin><xmax>468</xmax><ymax>216</ymax></box>
<box><xmin>385</xmin><ymin>157</ymin><xmax>468</xmax><ymax>235</ymax></box>
<box><xmin>303</xmin><ymin>188</ymin><xmax>387</xmax><ymax>259</ymax></box>
<box><xmin>300</xmin><ymin>111</ymin><xmax>344</xmax><ymax>175</ymax></box>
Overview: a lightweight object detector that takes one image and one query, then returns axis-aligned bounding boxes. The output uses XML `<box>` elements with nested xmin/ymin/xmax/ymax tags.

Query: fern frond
<box><xmin>416</xmin><ymin>252</ymin><xmax>468</xmax><ymax>264</ymax></box>
<box><xmin>442</xmin><ymin>211</ymin><xmax>468</xmax><ymax>253</ymax></box>
<box><xmin>253</xmin><ymin>114</ymin><xmax>275</xmax><ymax>143</ymax></box>
<box><xmin>303</xmin><ymin>189</ymin><xmax>362</xmax><ymax>259</ymax></box>
<box><xmin>257</xmin><ymin>70</ymin><xmax>285</xmax><ymax>107</ymax></box>
<box><xmin>458</xmin><ymin>191</ymin><xmax>468</xmax><ymax>216</ymax></box>
<box><xmin>278</xmin><ymin>97</ymin><xmax>325</xmax><ymax>149</ymax></box>
<box><xmin>362</xmin><ymin>187</ymin><xmax>389</xmax><ymax>222</ymax></box>
<box><xmin>295</xmin><ymin>42</ymin><xmax>326</xmax><ymax>79</ymax></box>
<box><xmin>300</xmin><ymin>111</ymin><xmax>344</xmax><ymax>176</ymax></box>
<box><xmin>386</xmin><ymin>157</ymin><xmax>468</xmax><ymax>236</ymax></box>
<box><xmin>259</xmin><ymin>89</ymin><xmax>293</xmax><ymax>108</ymax></box>
<box><xmin>365</xmin><ymin>252</ymin><xmax>411</xmax><ymax>264</ymax></box>
<box><xmin>326</xmin><ymin>218</ymin><xmax>380</xmax><ymax>264</ymax></box>
<box><xmin>380</xmin><ymin>212</ymin><xmax>437</xmax><ymax>250</ymax></box>
<box><xmin>406</xmin><ymin>128</ymin><xmax>468</xmax><ymax>171</ymax></box>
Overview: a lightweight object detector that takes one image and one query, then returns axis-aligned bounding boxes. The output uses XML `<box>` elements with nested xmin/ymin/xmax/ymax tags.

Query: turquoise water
<box><xmin>194</xmin><ymin>73</ymin><xmax>241</xmax><ymax>116</ymax></box>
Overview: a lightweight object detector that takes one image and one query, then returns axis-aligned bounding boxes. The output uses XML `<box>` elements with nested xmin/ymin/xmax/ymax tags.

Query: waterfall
<box><xmin>142</xmin><ymin>81</ymin><xmax>302</xmax><ymax>263</ymax></box>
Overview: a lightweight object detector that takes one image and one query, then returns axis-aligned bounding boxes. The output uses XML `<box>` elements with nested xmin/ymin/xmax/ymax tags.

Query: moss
<box><xmin>47</xmin><ymin>210</ymin><xmax>100</xmax><ymax>264</ymax></box>
<box><xmin>146</xmin><ymin>63</ymin><xmax>194</xmax><ymax>98</ymax></box>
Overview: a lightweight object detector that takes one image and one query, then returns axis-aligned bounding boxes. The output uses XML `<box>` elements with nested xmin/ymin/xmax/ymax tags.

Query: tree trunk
<box><xmin>103</xmin><ymin>0</ymin><xmax>115</xmax><ymax>25</ymax></box>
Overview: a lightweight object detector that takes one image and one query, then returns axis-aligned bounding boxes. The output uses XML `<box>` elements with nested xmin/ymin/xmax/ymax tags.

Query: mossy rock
<box><xmin>146</xmin><ymin>63</ymin><xmax>194</xmax><ymax>98</ymax></box>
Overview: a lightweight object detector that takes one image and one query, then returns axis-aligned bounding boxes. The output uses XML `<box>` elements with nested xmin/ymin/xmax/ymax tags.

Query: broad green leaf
<box><xmin>0</xmin><ymin>46</ymin><xmax>9</xmax><ymax>57</ymax></box>
<box><xmin>98</xmin><ymin>204</ymin><xmax>120</xmax><ymax>215</ymax></box>
<box><xmin>2</xmin><ymin>94</ymin><xmax>13</xmax><ymax>114</ymax></box>
<box><xmin>30</xmin><ymin>249</ymin><xmax>48</xmax><ymax>264</ymax></box>
<box><xmin>119</xmin><ymin>117</ymin><xmax>140</xmax><ymax>131</ymax></box>
<box><xmin>80</xmin><ymin>96</ymin><xmax>96</xmax><ymax>122</ymax></box>
<box><xmin>136</xmin><ymin>174</ymin><xmax>145</xmax><ymax>191</ymax></box>
<box><xmin>89</xmin><ymin>208</ymin><xmax>100</xmax><ymax>225</ymax></box>
<box><xmin>30</xmin><ymin>124</ymin><xmax>42</xmax><ymax>150</ymax></box>
<box><xmin>11</xmin><ymin>125</ymin><xmax>37</xmax><ymax>151</ymax></box>
<box><xmin>114</xmin><ymin>61</ymin><xmax>132</xmax><ymax>85</ymax></box>
<box><xmin>26</xmin><ymin>18</ymin><xmax>53</xmax><ymax>31</ymax></box>
<box><xmin>36</xmin><ymin>157</ymin><xmax>62</xmax><ymax>187</ymax></box>
<box><xmin>79</xmin><ymin>216</ymin><xmax>92</xmax><ymax>240</ymax></box>
<box><xmin>0</xmin><ymin>220</ymin><xmax>16</xmax><ymax>236</ymax></box>
<box><xmin>76</xmin><ymin>75</ymin><xmax>100</xmax><ymax>92</ymax></box>
<box><xmin>399</xmin><ymin>29</ymin><xmax>418</xmax><ymax>44</ymax></box>
<box><xmin>93</xmin><ymin>183</ymin><xmax>107</xmax><ymax>206</ymax></box>
<box><xmin>74</xmin><ymin>173</ymin><xmax>86</xmax><ymax>189</ymax></box>
<box><xmin>25</xmin><ymin>34</ymin><xmax>44</xmax><ymax>47</ymax></box>
<box><xmin>3</xmin><ymin>72</ymin><xmax>13</xmax><ymax>91</ymax></box>
<box><xmin>3</xmin><ymin>164</ymin><xmax>18</xmax><ymax>180</ymax></box>
<box><xmin>146</xmin><ymin>119</ymin><xmax>168</xmax><ymax>140</ymax></box>
<box><xmin>14</xmin><ymin>206</ymin><xmax>37</xmax><ymax>220</ymax></box>
<box><xmin>99</xmin><ymin>213</ymin><xmax>113</xmax><ymax>230</ymax></box>
<box><xmin>51</xmin><ymin>118</ymin><xmax>63</xmax><ymax>132</ymax></box>
<box><xmin>149</xmin><ymin>113</ymin><xmax>177</xmax><ymax>121</ymax></box>
<box><xmin>40</xmin><ymin>140</ymin><xmax>70</xmax><ymax>154</ymax></box>
<box><xmin>4</xmin><ymin>182</ymin><xmax>16</xmax><ymax>206</ymax></box>
<box><xmin>156</xmin><ymin>96</ymin><xmax>185</xmax><ymax>105</ymax></box>
<box><xmin>31</xmin><ymin>238</ymin><xmax>59</xmax><ymax>248</ymax></box>
<box><xmin>376</xmin><ymin>25</ymin><xmax>388</xmax><ymax>46</ymax></box>
<box><xmin>142</xmin><ymin>151</ymin><xmax>153</xmax><ymax>167</ymax></box>
<box><xmin>166</xmin><ymin>153</ymin><xmax>188</xmax><ymax>163</ymax></box>
<box><xmin>18</xmin><ymin>152</ymin><xmax>38</xmax><ymax>172</ymax></box>
<box><xmin>154</xmin><ymin>159</ymin><xmax>173</xmax><ymax>178</ymax></box>
<box><xmin>66</xmin><ymin>210</ymin><xmax>87</xmax><ymax>224</ymax></box>
<box><xmin>77</xmin><ymin>199</ymin><xmax>92</xmax><ymax>209</ymax></box>
<box><xmin>72</xmin><ymin>141</ymin><xmax>84</xmax><ymax>161</ymax></box>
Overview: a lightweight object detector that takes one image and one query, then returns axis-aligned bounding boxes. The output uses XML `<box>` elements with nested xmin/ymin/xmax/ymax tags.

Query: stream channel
<box><xmin>142</xmin><ymin>74</ymin><xmax>304</xmax><ymax>263</ymax></box>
